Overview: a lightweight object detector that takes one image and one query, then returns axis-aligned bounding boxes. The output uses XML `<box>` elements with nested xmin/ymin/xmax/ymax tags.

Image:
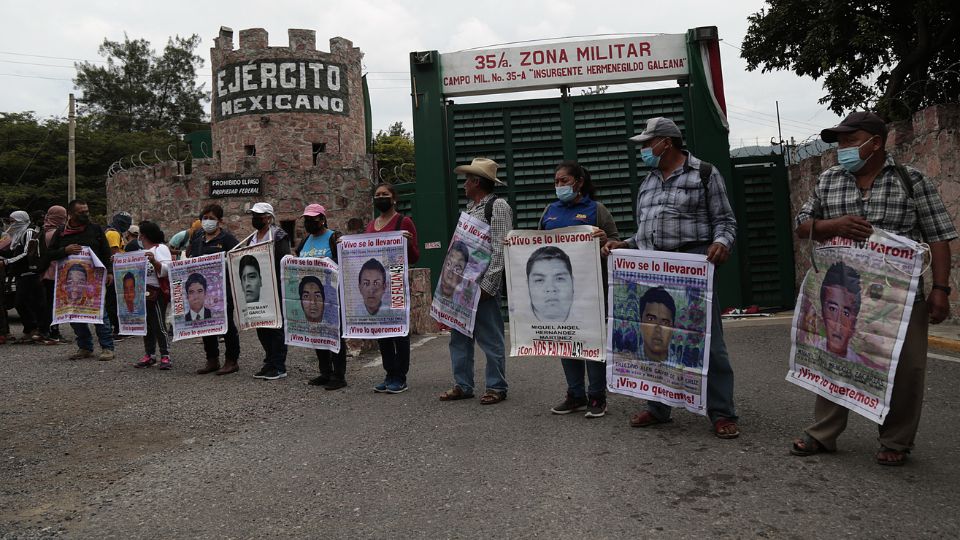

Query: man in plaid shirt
<box><xmin>439</xmin><ymin>158</ymin><xmax>512</xmax><ymax>405</ymax></box>
<box><xmin>604</xmin><ymin>117</ymin><xmax>741</xmax><ymax>439</ymax></box>
<box><xmin>791</xmin><ymin>111</ymin><xmax>957</xmax><ymax>466</ymax></box>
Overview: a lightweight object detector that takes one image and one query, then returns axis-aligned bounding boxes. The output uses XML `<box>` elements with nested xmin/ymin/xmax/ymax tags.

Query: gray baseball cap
<box><xmin>629</xmin><ymin>117</ymin><xmax>683</xmax><ymax>143</ymax></box>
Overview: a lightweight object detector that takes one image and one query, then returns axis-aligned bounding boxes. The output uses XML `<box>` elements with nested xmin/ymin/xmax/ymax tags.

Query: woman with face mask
<box><xmin>537</xmin><ymin>160</ymin><xmax>619</xmax><ymax>419</ymax></box>
<box><xmin>363</xmin><ymin>183</ymin><xmax>420</xmax><ymax>393</ymax></box>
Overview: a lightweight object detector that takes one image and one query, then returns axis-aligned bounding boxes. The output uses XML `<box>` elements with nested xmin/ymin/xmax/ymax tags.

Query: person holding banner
<box><xmin>538</xmin><ymin>161</ymin><xmax>619</xmax><ymax>418</ymax></box>
<box><xmin>440</xmin><ymin>158</ymin><xmax>512</xmax><ymax>405</ymax></box>
<box><xmin>603</xmin><ymin>117</ymin><xmax>740</xmax><ymax>438</ymax></box>
<box><xmin>364</xmin><ymin>183</ymin><xmax>419</xmax><ymax>393</ymax></box>
<box><xmin>295</xmin><ymin>203</ymin><xmax>348</xmax><ymax>391</ymax></box>
<box><xmin>189</xmin><ymin>204</ymin><xmax>241</xmax><ymax>375</ymax></box>
<box><xmin>42</xmin><ymin>200</ymin><xmax>116</xmax><ymax>361</ymax></box>
<box><xmin>791</xmin><ymin>111</ymin><xmax>957</xmax><ymax>466</ymax></box>
<box><xmin>134</xmin><ymin>222</ymin><xmax>173</xmax><ymax>369</ymax></box>
<box><xmin>242</xmin><ymin>202</ymin><xmax>292</xmax><ymax>381</ymax></box>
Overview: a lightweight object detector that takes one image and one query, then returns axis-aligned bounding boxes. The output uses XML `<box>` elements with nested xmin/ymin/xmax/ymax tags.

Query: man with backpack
<box><xmin>439</xmin><ymin>158</ymin><xmax>513</xmax><ymax>405</ymax></box>
<box><xmin>603</xmin><ymin>117</ymin><xmax>741</xmax><ymax>439</ymax></box>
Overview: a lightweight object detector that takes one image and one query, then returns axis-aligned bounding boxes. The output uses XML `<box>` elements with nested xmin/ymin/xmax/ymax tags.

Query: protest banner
<box><xmin>337</xmin><ymin>231</ymin><xmax>409</xmax><ymax>339</ymax></box>
<box><xmin>606</xmin><ymin>249</ymin><xmax>713</xmax><ymax>415</ymax></box>
<box><xmin>504</xmin><ymin>226</ymin><xmax>605</xmax><ymax>361</ymax></box>
<box><xmin>787</xmin><ymin>231</ymin><xmax>923</xmax><ymax>424</ymax></box>
<box><xmin>168</xmin><ymin>252</ymin><xmax>228</xmax><ymax>341</ymax></box>
<box><xmin>280</xmin><ymin>255</ymin><xmax>341</xmax><ymax>352</ymax></box>
<box><xmin>113</xmin><ymin>251</ymin><xmax>148</xmax><ymax>336</ymax></box>
<box><xmin>430</xmin><ymin>212</ymin><xmax>492</xmax><ymax>337</ymax></box>
<box><xmin>227</xmin><ymin>242</ymin><xmax>282</xmax><ymax>331</ymax></box>
<box><xmin>52</xmin><ymin>246</ymin><xmax>107</xmax><ymax>325</ymax></box>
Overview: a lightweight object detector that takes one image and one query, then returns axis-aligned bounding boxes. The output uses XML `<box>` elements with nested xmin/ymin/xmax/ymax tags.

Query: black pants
<box><xmin>104</xmin><ymin>281</ymin><xmax>120</xmax><ymax>335</ymax></box>
<box><xmin>0</xmin><ymin>265</ymin><xmax>9</xmax><ymax>337</ymax></box>
<box><xmin>316</xmin><ymin>344</ymin><xmax>347</xmax><ymax>380</ymax></box>
<box><xmin>201</xmin><ymin>301</ymin><xmax>240</xmax><ymax>362</ymax></box>
<box><xmin>144</xmin><ymin>296</ymin><xmax>169</xmax><ymax>357</ymax></box>
<box><xmin>42</xmin><ymin>279</ymin><xmax>61</xmax><ymax>338</ymax></box>
<box><xmin>15</xmin><ymin>274</ymin><xmax>45</xmax><ymax>336</ymax></box>
<box><xmin>378</xmin><ymin>335</ymin><xmax>410</xmax><ymax>383</ymax></box>
<box><xmin>256</xmin><ymin>327</ymin><xmax>288</xmax><ymax>372</ymax></box>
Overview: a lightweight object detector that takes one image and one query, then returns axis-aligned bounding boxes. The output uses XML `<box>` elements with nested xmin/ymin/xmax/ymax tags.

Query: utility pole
<box><xmin>68</xmin><ymin>93</ymin><xmax>76</xmax><ymax>202</ymax></box>
<box><xmin>775</xmin><ymin>100</ymin><xmax>784</xmax><ymax>155</ymax></box>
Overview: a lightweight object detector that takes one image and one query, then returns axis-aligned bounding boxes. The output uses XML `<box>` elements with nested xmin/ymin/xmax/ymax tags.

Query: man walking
<box><xmin>603</xmin><ymin>117</ymin><xmax>740</xmax><ymax>439</ymax></box>
<box><xmin>440</xmin><ymin>158</ymin><xmax>512</xmax><ymax>405</ymax></box>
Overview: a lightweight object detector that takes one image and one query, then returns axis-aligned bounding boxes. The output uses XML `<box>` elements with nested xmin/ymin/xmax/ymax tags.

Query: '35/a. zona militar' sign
<box><xmin>215</xmin><ymin>59</ymin><xmax>349</xmax><ymax>120</ymax></box>
<box><xmin>440</xmin><ymin>34</ymin><xmax>688</xmax><ymax>97</ymax></box>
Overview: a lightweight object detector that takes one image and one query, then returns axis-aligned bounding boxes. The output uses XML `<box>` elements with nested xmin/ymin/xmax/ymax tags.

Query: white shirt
<box><xmin>146</xmin><ymin>244</ymin><xmax>172</xmax><ymax>287</ymax></box>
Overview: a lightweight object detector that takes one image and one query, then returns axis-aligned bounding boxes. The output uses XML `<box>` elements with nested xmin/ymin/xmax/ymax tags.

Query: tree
<box><xmin>371</xmin><ymin>122</ymin><xmax>415</xmax><ymax>184</ymax></box>
<box><xmin>74</xmin><ymin>34</ymin><xmax>208</xmax><ymax>132</ymax></box>
<box><xmin>741</xmin><ymin>0</ymin><xmax>960</xmax><ymax>119</ymax></box>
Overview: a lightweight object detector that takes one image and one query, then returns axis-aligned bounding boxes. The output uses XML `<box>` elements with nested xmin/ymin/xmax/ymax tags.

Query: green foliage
<box><xmin>74</xmin><ymin>34</ymin><xmax>208</xmax><ymax>132</ymax></box>
<box><xmin>372</xmin><ymin>121</ymin><xmax>414</xmax><ymax>183</ymax></box>
<box><xmin>0</xmin><ymin>112</ymin><xmax>178</xmax><ymax>220</ymax></box>
<box><xmin>741</xmin><ymin>0</ymin><xmax>960</xmax><ymax>120</ymax></box>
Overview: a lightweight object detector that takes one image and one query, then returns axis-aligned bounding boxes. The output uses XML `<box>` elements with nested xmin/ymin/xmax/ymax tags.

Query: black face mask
<box><xmin>75</xmin><ymin>214</ymin><xmax>91</xmax><ymax>225</ymax></box>
<box><xmin>304</xmin><ymin>220</ymin><xmax>324</xmax><ymax>234</ymax></box>
<box><xmin>373</xmin><ymin>197</ymin><xmax>393</xmax><ymax>213</ymax></box>
<box><xmin>251</xmin><ymin>215</ymin><xmax>268</xmax><ymax>230</ymax></box>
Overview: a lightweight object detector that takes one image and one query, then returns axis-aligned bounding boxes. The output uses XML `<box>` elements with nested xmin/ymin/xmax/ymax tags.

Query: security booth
<box><xmin>406</xmin><ymin>27</ymin><xmax>790</xmax><ymax>310</ymax></box>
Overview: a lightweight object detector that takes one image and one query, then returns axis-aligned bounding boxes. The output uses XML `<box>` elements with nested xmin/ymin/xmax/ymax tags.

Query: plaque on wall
<box><xmin>209</xmin><ymin>176</ymin><xmax>263</xmax><ymax>198</ymax></box>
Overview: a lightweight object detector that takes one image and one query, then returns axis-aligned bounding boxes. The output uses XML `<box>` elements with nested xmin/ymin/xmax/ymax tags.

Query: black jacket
<box><xmin>43</xmin><ymin>222</ymin><xmax>112</xmax><ymax>272</ymax></box>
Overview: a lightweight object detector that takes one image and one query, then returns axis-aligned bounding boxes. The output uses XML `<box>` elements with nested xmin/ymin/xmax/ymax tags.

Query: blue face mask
<box><xmin>837</xmin><ymin>137</ymin><xmax>875</xmax><ymax>173</ymax></box>
<box><xmin>640</xmin><ymin>139</ymin><xmax>666</xmax><ymax>168</ymax></box>
<box><xmin>556</xmin><ymin>185</ymin><xmax>576</xmax><ymax>202</ymax></box>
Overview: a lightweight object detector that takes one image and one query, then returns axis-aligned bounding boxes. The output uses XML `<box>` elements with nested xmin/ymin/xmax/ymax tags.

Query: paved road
<box><xmin>1</xmin><ymin>316</ymin><xmax>958</xmax><ymax>538</ymax></box>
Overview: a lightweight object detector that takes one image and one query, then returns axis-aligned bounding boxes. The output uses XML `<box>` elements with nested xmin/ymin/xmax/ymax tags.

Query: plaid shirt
<box><xmin>796</xmin><ymin>155</ymin><xmax>957</xmax><ymax>244</ymax></box>
<box><xmin>626</xmin><ymin>152</ymin><xmax>737</xmax><ymax>251</ymax></box>
<box><xmin>466</xmin><ymin>193</ymin><xmax>513</xmax><ymax>296</ymax></box>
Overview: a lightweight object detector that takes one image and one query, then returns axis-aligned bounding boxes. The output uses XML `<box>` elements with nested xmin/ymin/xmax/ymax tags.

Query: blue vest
<box><xmin>540</xmin><ymin>195</ymin><xmax>599</xmax><ymax>230</ymax></box>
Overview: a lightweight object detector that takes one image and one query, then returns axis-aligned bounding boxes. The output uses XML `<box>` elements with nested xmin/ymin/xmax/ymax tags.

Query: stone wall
<box><xmin>789</xmin><ymin>104</ymin><xmax>960</xmax><ymax>312</ymax></box>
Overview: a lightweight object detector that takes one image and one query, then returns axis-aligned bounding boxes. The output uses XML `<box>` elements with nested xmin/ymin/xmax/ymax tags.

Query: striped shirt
<box><xmin>466</xmin><ymin>193</ymin><xmax>513</xmax><ymax>296</ymax></box>
<box><xmin>626</xmin><ymin>152</ymin><xmax>737</xmax><ymax>251</ymax></box>
<box><xmin>795</xmin><ymin>155</ymin><xmax>957</xmax><ymax>244</ymax></box>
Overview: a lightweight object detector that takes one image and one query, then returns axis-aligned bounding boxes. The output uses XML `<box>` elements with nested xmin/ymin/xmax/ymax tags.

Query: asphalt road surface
<box><xmin>1</xmin><ymin>315</ymin><xmax>958</xmax><ymax>538</ymax></box>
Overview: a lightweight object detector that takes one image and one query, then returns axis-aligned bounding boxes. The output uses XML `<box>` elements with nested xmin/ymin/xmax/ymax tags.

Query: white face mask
<box><xmin>201</xmin><ymin>219</ymin><xmax>219</xmax><ymax>233</ymax></box>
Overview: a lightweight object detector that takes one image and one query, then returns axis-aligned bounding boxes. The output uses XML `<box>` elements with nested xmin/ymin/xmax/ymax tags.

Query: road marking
<box><xmin>362</xmin><ymin>335</ymin><xmax>438</xmax><ymax>368</ymax></box>
<box><xmin>928</xmin><ymin>352</ymin><xmax>960</xmax><ymax>364</ymax></box>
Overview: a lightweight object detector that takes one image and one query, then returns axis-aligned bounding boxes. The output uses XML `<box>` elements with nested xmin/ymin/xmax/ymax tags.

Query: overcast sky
<box><xmin>0</xmin><ymin>0</ymin><xmax>842</xmax><ymax>148</ymax></box>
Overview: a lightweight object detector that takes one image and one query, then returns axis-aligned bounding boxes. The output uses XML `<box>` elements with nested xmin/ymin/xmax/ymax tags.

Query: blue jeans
<box><xmin>647</xmin><ymin>280</ymin><xmax>737</xmax><ymax>424</ymax></box>
<box><xmin>449</xmin><ymin>295</ymin><xmax>508</xmax><ymax>394</ymax></box>
<box><xmin>71</xmin><ymin>313</ymin><xmax>115</xmax><ymax>352</ymax></box>
<box><xmin>561</xmin><ymin>358</ymin><xmax>607</xmax><ymax>400</ymax></box>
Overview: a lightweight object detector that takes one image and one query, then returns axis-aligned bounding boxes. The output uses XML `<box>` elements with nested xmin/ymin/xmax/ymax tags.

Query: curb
<box><xmin>928</xmin><ymin>335</ymin><xmax>960</xmax><ymax>353</ymax></box>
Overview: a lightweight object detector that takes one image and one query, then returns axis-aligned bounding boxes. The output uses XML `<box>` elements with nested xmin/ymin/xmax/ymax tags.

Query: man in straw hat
<box><xmin>439</xmin><ymin>158</ymin><xmax>513</xmax><ymax>405</ymax></box>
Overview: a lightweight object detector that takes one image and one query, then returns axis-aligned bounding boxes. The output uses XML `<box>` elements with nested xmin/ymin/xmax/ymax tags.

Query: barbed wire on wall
<box><xmin>107</xmin><ymin>144</ymin><xmax>189</xmax><ymax>179</ymax></box>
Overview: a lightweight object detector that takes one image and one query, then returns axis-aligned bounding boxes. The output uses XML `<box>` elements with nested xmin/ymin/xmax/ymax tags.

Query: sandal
<box><xmin>714</xmin><ymin>418</ymin><xmax>741</xmax><ymax>439</ymax></box>
<box><xmin>790</xmin><ymin>434</ymin><xmax>832</xmax><ymax>456</ymax></box>
<box><xmin>439</xmin><ymin>386</ymin><xmax>474</xmax><ymax>401</ymax></box>
<box><xmin>479</xmin><ymin>390</ymin><xmax>506</xmax><ymax>405</ymax></box>
<box><xmin>875</xmin><ymin>446</ymin><xmax>908</xmax><ymax>466</ymax></box>
<box><xmin>629</xmin><ymin>410</ymin><xmax>671</xmax><ymax>428</ymax></box>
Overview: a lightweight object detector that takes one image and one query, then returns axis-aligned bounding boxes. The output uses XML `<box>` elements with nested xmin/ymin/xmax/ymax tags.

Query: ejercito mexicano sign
<box><xmin>215</xmin><ymin>59</ymin><xmax>349</xmax><ymax>120</ymax></box>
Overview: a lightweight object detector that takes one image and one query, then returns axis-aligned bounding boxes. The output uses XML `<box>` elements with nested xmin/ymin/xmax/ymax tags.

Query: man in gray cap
<box><xmin>790</xmin><ymin>111</ymin><xmax>956</xmax><ymax>466</ymax></box>
<box><xmin>439</xmin><ymin>158</ymin><xmax>513</xmax><ymax>405</ymax></box>
<box><xmin>603</xmin><ymin>116</ymin><xmax>740</xmax><ymax>439</ymax></box>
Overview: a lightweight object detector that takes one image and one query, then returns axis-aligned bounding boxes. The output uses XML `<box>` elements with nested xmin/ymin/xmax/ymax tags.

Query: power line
<box><xmin>719</xmin><ymin>40</ymin><xmax>742</xmax><ymax>52</ymax></box>
<box><xmin>0</xmin><ymin>72</ymin><xmax>73</xmax><ymax>81</ymax></box>
<box><xmin>0</xmin><ymin>50</ymin><xmax>107</xmax><ymax>63</ymax></box>
<box><xmin>0</xmin><ymin>59</ymin><xmax>77</xmax><ymax>69</ymax></box>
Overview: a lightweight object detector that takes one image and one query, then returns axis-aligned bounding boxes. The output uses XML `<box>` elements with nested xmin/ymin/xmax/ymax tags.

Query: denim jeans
<box><xmin>561</xmin><ymin>358</ymin><xmax>607</xmax><ymax>400</ymax></box>
<box><xmin>71</xmin><ymin>313</ymin><xmax>115</xmax><ymax>352</ymax></box>
<box><xmin>378</xmin><ymin>335</ymin><xmax>410</xmax><ymax>384</ymax></box>
<box><xmin>646</xmin><ymin>281</ymin><xmax>737</xmax><ymax>423</ymax></box>
<box><xmin>256</xmin><ymin>327</ymin><xmax>287</xmax><ymax>372</ymax></box>
<box><xmin>448</xmin><ymin>295</ymin><xmax>507</xmax><ymax>394</ymax></box>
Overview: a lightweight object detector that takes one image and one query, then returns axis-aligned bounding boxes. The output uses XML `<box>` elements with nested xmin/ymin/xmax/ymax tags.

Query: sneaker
<box><xmin>68</xmin><ymin>349</ymin><xmax>95</xmax><ymax>360</ymax></box>
<box><xmin>134</xmin><ymin>355</ymin><xmax>156</xmax><ymax>368</ymax></box>
<box><xmin>373</xmin><ymin>380</ymin><xmax>389</xmax><ymax>393</ymax></box>
<box><xmin>158</xmin><ymin>356</ymin><xmax>172</xmax><ymax>370</ymax></box>
<box><xmin>259</xmin><ymin>368</ymin><xmax>287</xmax><ymax>381</ymax></box>
<box><xmin>308</xmin><ymin>374</ymin><xmax>331</xmax><ymax>386</ymax></box>
<box><xmin>324</xmin><ymin>377</ymin><xmax>347</xmax><ymax>390</ymax></box>
<box><xmin>385</xmin><ymin>381</ymin><xmax>409</xmax><ymax>394</ymax></box>
<box><xmin>98</xmin><ymin>350</ymin><xmax>116</xmax><ymax>361</ymax></box>
<box><xmin>252</xmin><ymin>366</ymin><xmax>271</xmax><ymax>379</ymax></box>
<box><xmin>550</xmin><ymin>394</ymin><xmax>588</xmax><ymax>415</ymax></box>
<box><xmin>584</xmin><ymin>398</ymin><xmax>607</xmax><ymax>418</ymax></box>
<box><xmin>112</xmin><ymin>333</ymin><xmax>127</xmax><ymax>342</ymax></box>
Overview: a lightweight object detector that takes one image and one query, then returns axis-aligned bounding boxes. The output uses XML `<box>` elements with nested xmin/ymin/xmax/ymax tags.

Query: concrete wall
<box><xmin>789</xmin><ymin>104</ymin><xmax>960</xmax><ymax>313</ymax></box>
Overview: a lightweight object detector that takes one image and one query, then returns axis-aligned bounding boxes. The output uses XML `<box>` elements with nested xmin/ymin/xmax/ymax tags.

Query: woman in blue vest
<box><xmin>539</xmin><ymin>160</ymin><xmax>619</xmax><ymax>418</ymax></box>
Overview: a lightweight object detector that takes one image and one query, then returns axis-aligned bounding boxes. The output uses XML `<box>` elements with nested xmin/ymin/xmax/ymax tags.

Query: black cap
<box><xmin>820</xmin><ymin>111</ymin><xmax>887</xmax><ymax>143</ymax></box>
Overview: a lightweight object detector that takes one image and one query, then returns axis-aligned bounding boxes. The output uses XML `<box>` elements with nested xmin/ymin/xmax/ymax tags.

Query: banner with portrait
<box><xmin>788</xmin><ymin>231</ymin><xmax>922</xmax><ymax>424</ymax></box>
<box><xmin>337</xmin><ymin>231</ymin><xmax>409</xmax><ymax>339</ymax></box>
<box><xmin>606</xmin><ymin>249</ymin><xmax>714</xmax><ymax>415</ymax></box>
<box><xmin>227</xmin><ymin>242</ymin><xmax>282</xmax><ymax>331</ymax></box>
<box><xmin>280</xmin><ymin>256</ymin><xmax>341</xmax><ymax>352</ymax></box>
<box><xmin>112</xmin><ymin>251</ymin><xmax>148</xmax><ymax>336</ymax></box>
<box><xmin>52</xmin><ymin>246</ymin><xmax>107</xmax><ymax>324</ymax></box>
<box><xmin>504</xmin><ymin>226</ymin><xmax>605</xmax><ymax>362</ymax></box>
<box><xmin>430</xmin><ymin>212</ymin><xmax>492</xmax><ymax>337</ymax></box>
<box><xmin>168</xmin><ymin>252</ymin><xmax>228</xmax><ymax>341</ymax></box>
